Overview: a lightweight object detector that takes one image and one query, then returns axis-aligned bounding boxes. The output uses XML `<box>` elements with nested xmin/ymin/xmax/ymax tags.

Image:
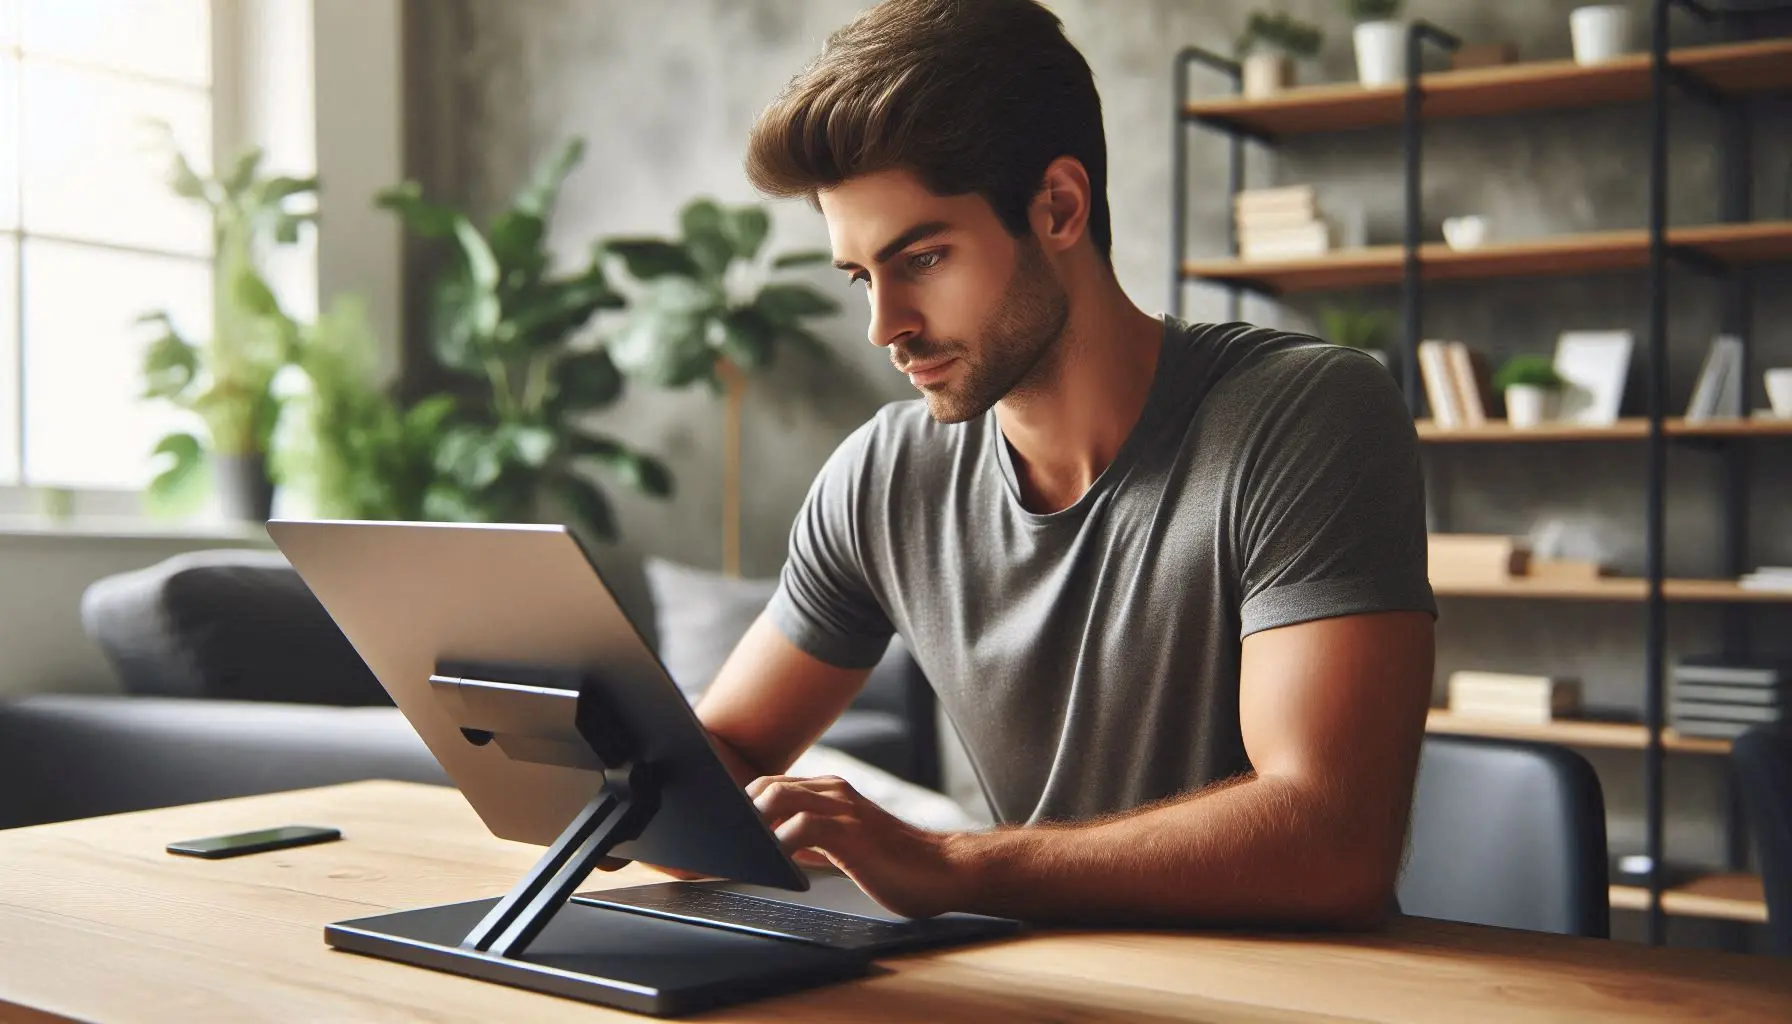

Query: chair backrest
<box><xmin>1399</xmin><ymin>735</ymin><xmax>1610</xmax><ymax>938</ymax></box>
<box><xmin>1731</xmin><ymin>726</ymin><xmax>1791</xmax><ymax>955</ymax></box>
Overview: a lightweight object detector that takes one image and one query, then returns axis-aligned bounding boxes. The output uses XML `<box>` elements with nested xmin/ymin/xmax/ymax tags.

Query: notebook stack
<box><xmin>1233</xmin><ymin>186</ymin><xmax>1329</xmax><ymax>262</ymax></box>
<box><xmin>1447</xmin><ymin>671</ymin><xmax>1580</xmax><ymax>725</ymax></box>
<box><xmin>1739</xmin><ymin>566</ymin><xmax>1792</xmax><ymax>593</ymax></box>
<box><xmin>1416</xmin><ymin>341</ymin><xmax>1494</xmax><ymax>428</ymax></box>
<box><xmin>1670</xmin><ymin>657</ymin><xmax>1785</xmax><ymax>739</ymax></box>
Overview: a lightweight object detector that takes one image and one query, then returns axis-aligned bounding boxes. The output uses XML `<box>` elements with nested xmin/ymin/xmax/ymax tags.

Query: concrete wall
<box><xmin>404</xmin><ymin>0</ymin><xmax>1792</xmax><ymax>941</ymax></box>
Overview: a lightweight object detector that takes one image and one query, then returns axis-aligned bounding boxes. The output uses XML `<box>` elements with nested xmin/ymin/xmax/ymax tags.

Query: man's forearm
<box><xmin>944</xmin><ymin>771</ymin><xmax>1400</xmax><ymax>928</ymax></box>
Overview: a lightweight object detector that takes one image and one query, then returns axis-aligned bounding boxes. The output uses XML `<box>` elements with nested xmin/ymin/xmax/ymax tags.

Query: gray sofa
<box><xmin>0</xmin><ymin>549</ymin><xmax>938</xmax><ymax>831</ymax></box>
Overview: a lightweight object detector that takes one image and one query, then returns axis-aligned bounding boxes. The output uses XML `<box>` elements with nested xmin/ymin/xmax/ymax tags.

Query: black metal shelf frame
<box><xmin>1168</xmin><ymin>0</ymin><xmax>1788</xmax><ymax>947</ymax></box>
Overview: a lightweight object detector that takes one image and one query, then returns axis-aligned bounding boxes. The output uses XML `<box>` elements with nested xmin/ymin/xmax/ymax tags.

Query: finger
<box><xmin>775</xmin><ymin>812</ymin><xmax>856</xmax><ymax>859</ymax></box>
<box><xmin>754</xmin><ymin>780</ymin><xmax>855</xmax><ymax>822</ymax></box>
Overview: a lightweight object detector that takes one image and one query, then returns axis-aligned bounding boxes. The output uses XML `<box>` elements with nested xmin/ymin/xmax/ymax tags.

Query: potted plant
<box><xmin>375</xmin><ymin>139</ymin><xmax>673</xmax><ymax>542</ymax></box>
<box><xmin>1493</xmin><ymin>355</ymin><xmax>1566</xmax><ymax>429</ymax></box>
<box><xmin>1235</xmin><ymin>12</ymin><xmax>1324</xmax><ymax>98</ymax></box>
<box><xmin>598</xmin><ymin>199</ymin><xmax>837</xmax><ymax>576</ymax></box>
<box><xmin>1318</xmin><ymin>303</ymin><xmax>1396</xmax><ymax>369</ymax></box>
<box><xmin>1347</xmin><ymin>0</ymin><xmax>1407</xmax><ymax>87</ymax></box>
<box><xmin>139</xmin><ymin>142</ymin><xmax>318</xmax><ymax>522</ymax></box>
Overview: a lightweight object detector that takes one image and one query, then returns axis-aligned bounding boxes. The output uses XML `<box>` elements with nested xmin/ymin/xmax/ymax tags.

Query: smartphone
<box><xmin>166</xmin><ymin>825</ymin><xmax>342</xmax><ymax>859</ymax></box>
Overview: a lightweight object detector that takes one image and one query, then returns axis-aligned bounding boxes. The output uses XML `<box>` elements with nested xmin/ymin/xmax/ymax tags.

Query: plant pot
<box><xmin>1353</xmin><ymin>20</ymin><xmax>1407</xmax><ymax>87</ymax></box>
<box><xmin>1504</xmin><ymin>385</ymin><xmax>1558</xmax><ymax>429</ymax></box>
<box><xmin>213</xmin><ymin>452</ymin><xmax>275</xmax><ymax>523</ymax></box>
<box><xmin>1767</xmin><ymin>368</ymin><xmax>1792</xmax><ymax>418</ymax></box>
<box><xmin>1570</xmin><ymin>5</ymin><xmax>1631</xmax><ymax>66</ymax></box>
<box><xmin>1242</xmin><ymin>54</ymin><xmax>1294</xmax><ymax>98</ymax></box>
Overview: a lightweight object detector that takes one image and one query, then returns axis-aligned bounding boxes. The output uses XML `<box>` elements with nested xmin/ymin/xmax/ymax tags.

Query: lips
<box><xmin>902</xmin><ymin>357</ymin><xmax>958</xmax><ymax>387</ymax></box>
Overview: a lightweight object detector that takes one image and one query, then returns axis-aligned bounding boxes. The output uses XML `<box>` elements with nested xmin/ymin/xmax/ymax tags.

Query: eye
<box><xmin>909</xmin><ymin>250</ymin><xmax>943</xmax><ymax>272</ymax></box>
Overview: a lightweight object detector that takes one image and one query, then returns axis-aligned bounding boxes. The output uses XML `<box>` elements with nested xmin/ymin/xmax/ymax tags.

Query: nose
<box><xmin>866</xmin><ymin>283</ymin><xmax>922</xmax><ymax>351</ymax></box>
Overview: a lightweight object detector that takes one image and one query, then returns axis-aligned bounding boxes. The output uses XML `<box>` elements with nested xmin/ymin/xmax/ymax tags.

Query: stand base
<box><xmin>326</xmin><ymin>897</ymin><xmax>870</xmax><ymax>1018</ymax></box>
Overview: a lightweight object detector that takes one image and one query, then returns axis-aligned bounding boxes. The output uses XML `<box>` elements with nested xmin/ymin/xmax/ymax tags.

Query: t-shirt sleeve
<box><xmin>1233</xmin><ymin>348</ymin><xmax>1437</xmax><ymax>638</ymax></box>
<box><xmin>765</xmin><ymin>420</ymin><xmax>895</xmax><ymax>669</ymax></box>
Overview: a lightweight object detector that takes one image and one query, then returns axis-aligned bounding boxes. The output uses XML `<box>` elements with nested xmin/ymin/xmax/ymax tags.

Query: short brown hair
<box><xmin>745</xmin><ymin>0</ymin><xmax>1111</xmax><ymax>263</ymax></box>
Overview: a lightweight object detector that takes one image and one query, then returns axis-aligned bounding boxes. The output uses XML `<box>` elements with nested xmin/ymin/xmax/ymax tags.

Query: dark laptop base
<box><xmin>326</xmin><ymin>897</ymin><xmax>870</xmax><ymax>1018</ymax></box>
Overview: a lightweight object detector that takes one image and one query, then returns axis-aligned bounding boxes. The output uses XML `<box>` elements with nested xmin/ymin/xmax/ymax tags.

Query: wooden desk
<box><xmin>0</xmin><ymin>781</ymin><xmax>1786</xmax><ymax>1022</ymax></box>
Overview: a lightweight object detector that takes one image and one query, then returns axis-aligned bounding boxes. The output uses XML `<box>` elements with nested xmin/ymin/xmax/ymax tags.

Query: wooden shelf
<box><xmin>1417</xmin><ymin>417</ymin><xmax>1792</xmax><ymax>442</ymax></box>
<box><xmin>1183</xmin><ymin>220</ymin><xmax>1792</xmax><ymax>294</ymax></box>
<box><xmin>1431</xmin><ymin>577</ymin><xmax>1792</xmax><ymax>603</ymax></box>
<box><xmin>1184</xmin><ymin>38</ymin><xmax>1792</xmax><ymax>139</ymax></box>
<box><xmin>1610</xmin><ymin>873</ymin><xmax>1768</xmax><ymax>923</ymax></box>
<box><xmin>1425</xmin><ymin>709</ymin><xmax>1731</xmax><ymax>754</ymax></box>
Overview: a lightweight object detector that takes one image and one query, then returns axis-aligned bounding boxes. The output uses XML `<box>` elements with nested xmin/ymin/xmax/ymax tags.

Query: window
<box><xmin>2</xmin><ymin>0</ymin><xmax>214</xmax><ymax>491</ymax></box>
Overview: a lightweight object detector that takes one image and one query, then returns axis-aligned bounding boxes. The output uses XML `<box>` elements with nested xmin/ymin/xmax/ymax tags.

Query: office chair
<box><xmin>1399</xmin><ymin>734</ymin><xmax>1610</xmax><ymax>938</ymax></box>
<box><xmin>1732</xmin><ymin>726</ymin><xmax>1791</xmax><ymax>955</ymax></box>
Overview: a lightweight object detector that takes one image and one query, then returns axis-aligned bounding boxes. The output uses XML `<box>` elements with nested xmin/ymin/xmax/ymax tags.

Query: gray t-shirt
<box><xmin>768</xmin><ymin>319</ymin><xmax>1436</xmax><ymax>825</ymax></box>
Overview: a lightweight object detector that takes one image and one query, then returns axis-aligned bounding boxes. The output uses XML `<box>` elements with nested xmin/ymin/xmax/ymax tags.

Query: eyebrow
<box><xmin>833</xmin><ymin>220</ymin><xmax>952</xmax><ymax>271</ymax></box>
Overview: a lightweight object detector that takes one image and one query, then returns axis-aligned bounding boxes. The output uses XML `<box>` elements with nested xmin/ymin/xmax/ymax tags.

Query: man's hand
<box><xmin>748</xmin><ymin>774</ymin><xmax>969</xmax><ymax>919</ymax></box>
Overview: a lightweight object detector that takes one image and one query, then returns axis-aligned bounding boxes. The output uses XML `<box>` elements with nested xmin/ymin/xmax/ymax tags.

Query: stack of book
<box><xmin>1234</xmin><ymin>186</ymin><xmax>1329</xmax><ymax>262</ymax></box>
<box><xmin>1448</xmin><ymin>671</ymin><xmax>1581</xmax><ymax>725</ymax></box>
<box><xmin>1670</xmin><ymin>657</ymin><xmax>1785</xmax><ymax>739</ymax></box>
<box><xmin>1416</xmin><ymin>340</ymin><xmax>1493</xmax><ymax>428</ymax></box>
<box><xmin>1739</xmin><ymin>566</ymin><xmax>1792</xmax><ymax>593</ymax></box>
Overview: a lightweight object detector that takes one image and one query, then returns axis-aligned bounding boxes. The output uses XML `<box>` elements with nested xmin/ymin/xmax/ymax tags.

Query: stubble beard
<box><xmin>903</xmin><ymin>239</ymin><xmax>1070</xmax><ymax>425</ymax></box>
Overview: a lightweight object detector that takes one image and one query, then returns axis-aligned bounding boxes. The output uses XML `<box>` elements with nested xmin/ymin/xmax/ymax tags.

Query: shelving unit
<box><xmin>1170</xmin><ymin>2</ymin><xmax>1789</xmax><ymax>946</ymax></box>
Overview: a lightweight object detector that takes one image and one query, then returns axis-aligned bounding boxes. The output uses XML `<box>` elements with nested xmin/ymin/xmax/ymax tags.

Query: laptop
<box><xmin>267</xmin><ymin>520</ymin><xmax>1020</xmax><ymax>960</ymax></box>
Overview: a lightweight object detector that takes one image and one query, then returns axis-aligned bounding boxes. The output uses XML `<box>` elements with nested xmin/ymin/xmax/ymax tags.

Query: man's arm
<box><xmin>696</xmin><ymin>611</ymin><xmax>875</xmax><ymax>786</ymax></box>
<box><xmin>754</xmin><ymin>609</ymin><xmax>1434</xmax><ymax>926</ymax></box>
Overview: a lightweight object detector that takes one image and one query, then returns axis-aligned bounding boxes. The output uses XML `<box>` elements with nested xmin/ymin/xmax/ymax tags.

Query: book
<box><xmin>1429</xmin><ymin>534</ymin><xmax>1531</xmax><ymax>585</ymax></box>
<box><xmin>1234</xmin><ymin>205</ymin><xmax>1320</xmax><ymax>231</ymax></box>
<box><xmin>1418</xmin><ymin>341</ymin><xmax>1462</xmax><ymax>427</ymax></box>
<box><xmin>1669</xmin><ymin>718</ymin><xmax>1757</xmax><ymax>739</ymax></box>
<box><xmin>1670</xmin><ymin>683</ymin><xmax>1783</xmax><ymax>706</ymax></box>
<box><xmin>1670</xmin><ymin>701</ymin><xmax>1782</xmax><ymax>724</ymax></box>
<box><xmin>1448</xmin><ymin>671</ymin><xmax>1580</xmax><ymax>724</ymax></box>
<box><xmin>1444</xmin><ymin>342</ymin><xmax>1491</xmax><ymax>428</ymax></box>
<box><xmin>1674</xmin><ymin>657</ymin><xmax>1785</xmax><ymax>687</ymax></box>
<box><xmin>1685</xmin><ymin>335</ymin><xmax>1744</xmax><ymax>422</ymax></box>
<box><xmin>1239</xmin><ymin>222</ymin><xmax>1329</xmax><ymax>261</ymax></box>
<box><xmin>1739</xmin><ymin>572</ymin><xmax>1792</xmax><ymax>593</ymax></box>
<box><xmin>1233</xmin><ymin>185</ymin><xmax>1315</xmax><ymax>212</ymax></box>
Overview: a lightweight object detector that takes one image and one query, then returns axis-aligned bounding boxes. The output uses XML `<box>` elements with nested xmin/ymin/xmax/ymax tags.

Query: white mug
<box><xmin>1571</xmin><ymin>6</ymin><xmax>1632</xmax><ymax>65</ymax></box>
<box><xmin>1766</xmin><ymin>368</ymin><xmax>1792</xmax><ymax>418</ymax></box>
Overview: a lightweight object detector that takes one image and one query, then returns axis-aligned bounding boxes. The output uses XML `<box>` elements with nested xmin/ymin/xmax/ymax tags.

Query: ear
<box><xmin>1029</xmin><ymin>156</ymin><xmax>1092</xmax><ymax>256</ymax></box>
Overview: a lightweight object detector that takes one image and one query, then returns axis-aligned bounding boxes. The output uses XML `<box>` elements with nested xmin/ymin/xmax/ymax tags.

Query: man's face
<box><xmin>820</xmin><ymin>169</ymin><xmax>1069</xmax><ymax>423</ymax></box>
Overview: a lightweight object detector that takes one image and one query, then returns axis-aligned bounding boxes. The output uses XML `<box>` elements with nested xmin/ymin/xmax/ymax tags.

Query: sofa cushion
<box><xmin>80</xmin><ymin>549</ymin><xmax>387</xmax><ymax>705</ymax></box>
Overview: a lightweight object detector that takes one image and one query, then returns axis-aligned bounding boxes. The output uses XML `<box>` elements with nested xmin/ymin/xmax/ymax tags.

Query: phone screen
<box><xmin>167</xmin><ymin>825</ymin><xmax>341</xmax><ymax>859</ymax></box>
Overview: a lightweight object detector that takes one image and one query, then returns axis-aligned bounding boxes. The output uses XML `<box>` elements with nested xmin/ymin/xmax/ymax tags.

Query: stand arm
<box><xmin>461</xmin><ymin>762</ymin><xmax>659</xmax><ymax>959</ymax></box>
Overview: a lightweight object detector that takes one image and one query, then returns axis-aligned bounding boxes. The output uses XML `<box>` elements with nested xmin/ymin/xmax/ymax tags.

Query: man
<box><xmin>686</xmin><ymin>0</ymin><xmax>1435</xmax><ymax>927</ymax></box>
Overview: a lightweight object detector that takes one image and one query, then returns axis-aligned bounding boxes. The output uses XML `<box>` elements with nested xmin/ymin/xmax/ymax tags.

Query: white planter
<box><xmin>1505</xmin><ymin>385</ymin><xmax>1558</xmax><ymax>429</ymax></box>
<box><xmin>1570</xmin><ymin>6</ymin><xmax>1632</xmax><ymax>66</ymax></box>
<box><xmin>1354</xmin><ymin>20</ymin><xmax>1407</xmax><ymax>87</ymax></box>
<box><xmin>1242</xmin><ymin>54</ymin><xmax>1293</xmax><ymax>98</ymax></box>
<box><xmin>1766</xmin><ymin>368</ymin><xmax>1792</xmax><ymax>417</ymax></box>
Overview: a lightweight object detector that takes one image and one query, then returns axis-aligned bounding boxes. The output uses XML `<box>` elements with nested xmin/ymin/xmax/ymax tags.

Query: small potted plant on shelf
<box><xmin>1493</xmin><ymin>355</ymin><xmax>1566</xmax><ymax>429</ymax></box>
<box><xmin>1347</xmin><ymin>0</ymin><xmax>1406</xmax><ymax>87</ymax></box>
<box><xmin>1235</xmin><ymin>11</ymin><xmax>1324</xmax><ymax>98</ymax></box>
<box><xmin>1318</xmin><ymin>303</ymin><xmax>1396</xmax><ymax>370</ymax></box>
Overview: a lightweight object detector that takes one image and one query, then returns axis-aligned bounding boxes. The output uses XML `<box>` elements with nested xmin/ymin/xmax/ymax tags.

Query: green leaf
<box><xmin>505</xmin><ymin>277</ymin><xmax>620</xmax><ymax>346</ymax></box>
<box><xmin>230</xmin><ymin>266</ymin><xmax>283</xmax><ymax>319</ymax></box>
<box><xmin>721</xmin><ymin>205</ymin><xmax>770</xmax><ymax>262</ymax></box>
<box><xmin>220</xmin><ymin>146</ymin><xmax>265</xmax><ymax>197</ymax></box>
<box><xmin>451</xmin><ymin>217</ymin><xmax>503</xmax><ymax>340</ymax></box>
<box><xmin>680</xmin><ymin>198</ymin><xmax>733</xmax><ymax>279</ymax></box>
<box><xmin>567</xmin><ymin>433</ymin><xmax>626</xmax><ymax>459</ymax></box>
<box><xmin>717</xmin><ymin>308</ymin><xmax>774</xmax><ymax>370</ymax></box>
<box><xmin>772</xmin><ymin>249</ymin><xmax>832</xmax><ymax>269</ymax></box>
<box><xmin>605</xmin><ymin>278</ymin><xmax>719</xmax><ymax>389</ymax></box>
<box><xmin>260</xmin><ymin>175</ymin><xmax>319</xmax><ymax>206</ymax></box>
<box><xmin>620</xmin><ymin>451</ymin><xmax>674</xmax><ymax>498</ymax></box>
<box><xmin>507</xmin><ymin>424</ymin><xmax>557</xmax><ymax>468</ymax></box>
<box><xmin>602</xmin><ymin>239</ymin><xmax>701</xmax><ymax>280</ymax></box>
<box><xmin>422</xmin><ymin>484</ymin><xmax>488</xmax><ymax>523</ymax></box>
<box><xmin>168</xmin><ymin>151</ymin><xmax>208</xmax><ymax>200</ymax></box>
<box><xmin>756</xmin><ymin>282</ymin><xmax>839</xmax><ymax>324</ymax></box>
<box><xmin>551</xmin><ymin>472</ymin><xmax>618</xmax><ymax>542</ymax></box>
<box><xmin>487</xmin><ymin>210</ymin><xmax>547</xmax><ymax>280</ymax></box>
<box><xmin>147</xmin><ymin>432</ymin><xmax>206</xmax><ymax>506</ymax></box>
<box><xmin>273</xmin><ymin>211</ymin><xmax>315</xmax><ymax>245</ymax></box>
<box><xmin>555</xmin><ymin>349</ymin><xmax>625</xmax><ymax>411</ymax></box>
<box><xmin>512</xmin><ymin>137</ymin><xmax>586</xmax><ymax>219</ymax></box>
<box><xmin>435</xmin><ymin>426</ymin><xmax>506</xmax><ymax>490</ymax></box>
<box><xmin>777</xmin><ymin>322</ymin><xmax>835</xmax><ymax>361</ymax></box>
<box><xmin>402</xmin><ymin>394</ymin><xmax>458</xmax><ymax>438</ymax></box>
<box><xmin>141</xmin><ymin>315</ymin><xmax>201</xmax><ymax>401</ymax></box>
<box><xmin>376</xmin><ymin>182</ymin><xmax>461</xmax><ymax>239</ymax></box>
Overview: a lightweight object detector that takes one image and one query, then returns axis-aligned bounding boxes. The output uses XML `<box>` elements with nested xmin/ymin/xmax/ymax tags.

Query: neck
<box><xmin>994</xmin><ymin>261</ymin><xmax>1163</xmax><ymax>514</ymax></box>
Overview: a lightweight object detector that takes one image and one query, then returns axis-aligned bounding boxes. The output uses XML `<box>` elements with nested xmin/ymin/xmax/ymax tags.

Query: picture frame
<box><xmin>1553</xmin><ymin>330</ymin><xmax>1633</xmax><ymax>426</ymax></box>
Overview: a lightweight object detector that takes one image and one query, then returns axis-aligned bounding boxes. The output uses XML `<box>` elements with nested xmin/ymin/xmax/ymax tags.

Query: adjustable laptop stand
<box><xmin>323</xmin><ymin>664</ymin><xmax>868</xmax><ymax>1018</ymax></box>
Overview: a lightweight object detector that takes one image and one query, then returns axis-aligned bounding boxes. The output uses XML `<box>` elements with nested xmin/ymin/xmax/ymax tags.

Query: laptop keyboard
<box><xmin>582</xmin><ymin>886</ymin><xmax>917</xmax><ymax>950</ymax></box>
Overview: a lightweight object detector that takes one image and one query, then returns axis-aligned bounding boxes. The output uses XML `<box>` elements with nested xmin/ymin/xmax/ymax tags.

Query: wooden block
<box><xmin>1429</xmin><ymin>533</ymin><xmax>1531</xmax><ymax>584</ymax></box>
